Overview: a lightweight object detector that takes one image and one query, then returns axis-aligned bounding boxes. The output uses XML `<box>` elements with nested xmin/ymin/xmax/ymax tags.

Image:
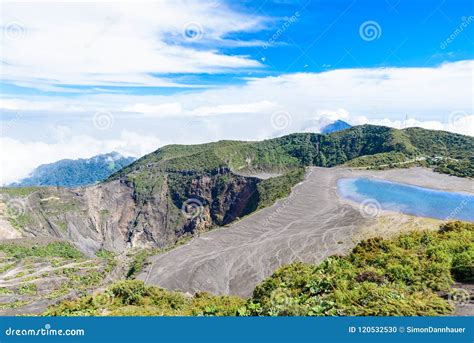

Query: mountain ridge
<box><xmin>9</xmin><ymin>152</ymin><xmax>135</xmax><ymax>188</ymax></box>
<box><xmin>1</xmin><ymin>125</ymin><xmax>472</xmax><ymax>257</ymax></box>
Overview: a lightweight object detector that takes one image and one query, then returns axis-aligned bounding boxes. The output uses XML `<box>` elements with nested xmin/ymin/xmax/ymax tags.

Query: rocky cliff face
<box><xmin>0</xmin><ymin>170</ymin><xmax>260</xmax><ymax>256</ymax></box>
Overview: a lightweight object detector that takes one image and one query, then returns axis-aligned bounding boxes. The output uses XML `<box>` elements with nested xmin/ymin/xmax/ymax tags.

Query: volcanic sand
<box><xmin>140</xmin><ymin>167</ymin><xmax>473</xmax><ymax>297</ymax></box>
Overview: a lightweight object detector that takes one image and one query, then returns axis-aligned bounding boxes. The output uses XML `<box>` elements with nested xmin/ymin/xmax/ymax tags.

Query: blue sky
<box><xmin>0</xmin><ymin>0</ymin><xmax>473</xmax><ymax>184</ymax></box>
<box><xmin>1</xmin><ymin>0</ymin><xmax>473</xmax><ymax>95</ymax></box>
<box><xmin>231</xmin><ymin>0</ymin><xmax>473</xmax><ymax>73</ymax></box>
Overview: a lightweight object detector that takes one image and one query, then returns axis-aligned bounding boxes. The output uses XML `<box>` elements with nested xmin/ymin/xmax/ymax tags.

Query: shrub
<box><xmin>0</xmin><ymin>242</ymin><xmax>83</xmax><ymax>259</ymax></box>
<box><xmin>17</xmin><ymin>283</ymin><xmax>37</xmax><ymax>295</ymax></box>
<box><xmin>247</xmin><ymin>221</ymin><xmax>473</xmax><ymax>316</ymax></box>
<box><xmin>109</xmin><ymin>280</ymin><xmax>149</xmax><ymax>305</ymax></box>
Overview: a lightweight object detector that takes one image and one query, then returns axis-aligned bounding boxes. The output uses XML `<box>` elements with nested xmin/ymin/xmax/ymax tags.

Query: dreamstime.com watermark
<box><xmin>440</xmin><ymin>16</ymin><xmax>474</xmax><ymax>49</ymax></box>
<box><xmin>181</xmin><ymin>198</ymin><xmax>204</xmax><ymax>219</ymax></box>
<box><xmin>263</xmin><ymin>12</ymin><xmax>300</xmax><ymax>49</ymax></box>
<box><xmin>4</xmin><ymin>323</ymin><xmax>85</xmax><ymax>337</ymax></box>
<box><xmin>445</xmin><ymin>198</ymin><xmax>472</xmax><ymax>221</ymax></box>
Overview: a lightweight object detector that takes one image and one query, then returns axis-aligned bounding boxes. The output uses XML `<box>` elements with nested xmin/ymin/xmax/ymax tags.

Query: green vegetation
<box><xmin>432</xmin><ymin>157</ymin><xmax>474</xmax><ymax>178</ymax></box>
<box><xmin>0</xmin><ymin>241</ymin><xmax>84</xmax><ymax>260</ymax></box>
<box><xmin>95</xmin><ymin>249</ymin><xmax>115</xmax><ymax>260</ymax></box>
<box><xmin>18</xmin><ymin>283</ymin><xmax>37</xmax><ymax>295</ymax></box>
<box><xmin>44</xmin><ymin>280</ymin><xmax>246</xmax><ymax>316</ymax></box>
<box><xmin>95</xmin><ymin>249</ymin><xmax>117</xmax><ymax>274</ymax></box>
<box><xmin>252</xmin><ymin>168</ymin><xmax>305</xmax><ymax>210</ymax></box>
<box><xmin>403</xmin><ymin>127</ymin><xmax>473</xmax><ymax>160</ymax></box>
<box><xmin>0</xmin><ymin>287</ymin><xmax>12</xmax><ymax>295</ymax></box>
<box><xmin>57</xmin><ymin>221</ymin><xmax>68</xmax><ymax>233</ymax></box>
<box><xmin>245</xmin><ymin>221</ymin><xmax>473</xmax><ymax>316</ymax></box>
<box><xmin>73</xmin><ymin>271</ymin><xmax>103</xmax><ymax>288</ymax></box>
<box><xmin>126</xmin><ymin>238</ymin><xmax>193</xmax><ymax>279</ymax></box>
<box><xmin>0</xmin><ymin>187</ymin><xmax>41</xmax><ymax>197</ymax></box>
<box><xmin>7</xmin><ymin>213</ymin><xmax>32</xmax><ymax>230</ymax></box>
<box><xmin>0</xmin><ymin>243</ymin><xmax>119</xmax><ymax>315</ymax></box>
<box><xmin>44</xmin><ymin>221</ymin><xmax>473</xmax><ymax>317</ymax></box>
<box><xmin>44</xmin><ymin>283</ymin><xmax>71</xmax><ymax>300</ymax></box>
<box><xmin>345</xmin><ymin>152</ymin><xmax>415</xmax><ymax>169</ymax></box>
<box><xmin>126</xmin><ymin>249</ymin><xmax>158</xmax><ymax>279</ymax></box>
<box><xmin>0</xmin><ymin>261</ymin><xmax>16</xmax><ymax>273</ymax></box>
<box><xmin>0</xmin><ymin>300</ymin><xmax>29</xmax><ymax>310</ymax></box>
<box><xmin>10</xmin><ymin>152</ymin><xmax>135</xmax><ymax>187</ymax></box>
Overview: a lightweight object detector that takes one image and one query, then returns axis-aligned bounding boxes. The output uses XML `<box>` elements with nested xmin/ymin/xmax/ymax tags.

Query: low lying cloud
<box><xmin>1</xmin><ymin>1</ymin><xmax>265</xmax><ymax>90</ymax></box>
<box><xmin>1</xmin><ymin>60</ymin><xmax>473</xmax><ymax>184</ymax></box>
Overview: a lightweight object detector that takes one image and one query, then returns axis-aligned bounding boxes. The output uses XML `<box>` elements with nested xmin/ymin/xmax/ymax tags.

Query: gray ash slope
<box><xmin>139</xmin><ymin>167</ymin><xmax>473</xmax><ymax>297</ymax></box>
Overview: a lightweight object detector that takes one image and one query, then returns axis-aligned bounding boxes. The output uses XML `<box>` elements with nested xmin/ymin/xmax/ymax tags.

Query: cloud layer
<box><xmin>2</xmin><ymin>60</ymin><xmax>473</xmax><ymax>185</ymax></box>
<box><xmin>1</xmin><ymin>1</ymin><xmax>265</xmax><ymax>90</ymax></box>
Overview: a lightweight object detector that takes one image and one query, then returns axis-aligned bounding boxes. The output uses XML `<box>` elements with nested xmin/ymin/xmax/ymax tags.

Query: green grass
<box><xmin>126</xmin><ymin>249</ymin><xmax>157</xmax><ymax>279</ymax></box>
<box><xmin>0</xmin><ymin>187</ymin><xmax>41</xmax><ymax>197</ymax></box>
<box><xmin>17</xmin><ymin>283</ymin><xmax>37</xmax><ymax>295</ymax></box>
<box><xmin>6</xmin><ymin>213</ymin><xmax>32</xmax><ymax>230</ymax></box>
<box><xmin>57</xmin><ymin>221</ymin><xmax>68</xmax><ymax>233</ymax></box>
<box><xmin>44</xmin><ymin>283</ymin><xmax>71</xmax><ymax>300</ymax></box>
<box><xmin>0</xmin><ymin>300</ymin><xmax>30</xmax><ymax>310</ymax></box>
<box><xmin>0</xmin><ymin>242</ymin><xmax>84</xmax><ymax>260</ymax></box>
<box><xmin>0</xmin><ymin>261</ymin><xmax>16</xmax><ymax>273</ymax></box>
<box><xmin>432</xmin><ymin>158</ymin><xmax>474</xmax><ymax>178</ymax></box>
<box><xmin>254</xmin><ymin>168</ymin><xmax>305</xmax><ymax>210</ymax></box>
<box><xmin>345</xmin><ymin>152</ymin><xmax>415</xmax><ymax>168</ymax></box>
<box><xmin>0</xmin><ymin>287</ymin><xmax>12</xmax><ymax>295</ymax></box>
<box><xmin>95</xmin><ymin>249</ymin><xmax>115</xmax><ymax>260</ymax></box>
<box><xmin>44</xmin><ymin>280</ymin><xmax>246</xmax><ymax>316</ymax></box>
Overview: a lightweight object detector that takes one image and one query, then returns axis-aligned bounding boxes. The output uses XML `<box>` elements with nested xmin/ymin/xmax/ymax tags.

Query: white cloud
<box><xmin>191</xmin><ymin>101</ymin><xmax>276</xmax><ymax>116</ymax></box>
<box><xmin>3</xmin><ymin>60</ymin><xmax>472</xmax><ymax>126</ymax></box>
<box><xmin>124</xmin><ymin>103</ymin><xmax>183</xmax><ymax>117</ymax></box>
<box><xmin>353</xmin><ymin>114</ymin><xmax>474</xmax><ymax>136</ymax></box>
<box><xmin>1</xmin><ymin>1</ymin><xmax>265</xmax><ymax>89</ymax></box>
<box><xmin>1</xmin><ymin>60</ymin><xmax>473</xmax><ymax>184</ymax></box>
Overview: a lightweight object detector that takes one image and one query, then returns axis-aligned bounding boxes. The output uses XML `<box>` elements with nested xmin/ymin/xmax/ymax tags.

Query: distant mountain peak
<box><xmin>9</xmin><ymin>152</ymin><xmax>136</xmax><ymax>188</ymax></box>
<box><xmin>321</xmin><ymin>120</ymin><xmax>352</xmax><ymax>134</ymax></box>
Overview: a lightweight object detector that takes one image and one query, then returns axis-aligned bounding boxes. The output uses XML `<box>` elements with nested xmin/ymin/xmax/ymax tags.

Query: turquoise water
<box><xmin>337</xmin><ymin>178</ymin><xmax>474</xmax><ymax>222</ymax></box>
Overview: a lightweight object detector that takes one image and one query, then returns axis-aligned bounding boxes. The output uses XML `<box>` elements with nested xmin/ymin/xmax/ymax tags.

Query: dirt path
<box><xmin>140</xmin><ymin>167</ymin><xmax>473</xmax><ymax>298</ymax></box>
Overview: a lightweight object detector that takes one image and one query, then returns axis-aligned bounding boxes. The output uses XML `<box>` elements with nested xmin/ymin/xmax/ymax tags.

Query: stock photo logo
<box><xmin>181</xmin><ymin>198</ymin><xmax>204</xmax><ymax>219</ymax></box>
<box><xmin>359</xmin><ymin>20</ymin><xmax>382</xmax><ymax>41</ymax></box>
<box><xmin>3</xmin><ymin>21</ymin><xmax>26</xmax><ymax>40</ymax></box>
<box><xmin>448</xmin><ymin>288</ymin><xmax>471</xmax><ymax>308</ymax></box>
<box><xmin>3</xmin><ymin>199</ymin><xmax>28</xmax><ymax>220</ymax></box>
<box><xmin>358</xmin><ymin>198</ymin><xmax>382</xmax><ymax>218</ymax></box>
<box><xmin>448</xmin><ymin>110</ymin><xmax>470</xmax><ymax>126</ymax></box>
<box><xmin>92</xmin><ymin>110</ymin><xmax>114</xmax><ymax>130</ymax></box>
<box><xmin>270</xmin><ymin>110</ymin><xmax>292</xmax><ymax>130</ymax></box>
<box><xmin>440</xmin><ymin>16</ymin><xmax>474</xmax><ymax>49</ymax></box>
<box><xmin>182</xmin><ymin>22</ymin><xmax>204</xmax><ymax>41</ymax></box>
